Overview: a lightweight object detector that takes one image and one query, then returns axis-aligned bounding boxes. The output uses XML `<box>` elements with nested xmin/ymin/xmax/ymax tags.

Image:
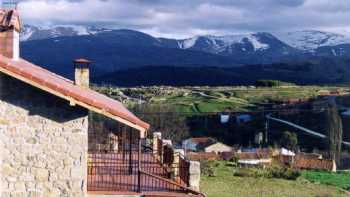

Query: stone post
<box><xmin>189</xmin><ymin>161</ymin><xmax>201</xmax><ymax>191</ymax></box>
<box><xmin>108</xmin><ymin>133</ymin><xmax>118</xmax><ymax>152</ymax></box>
<box><xmin>153</xmin><ymin>132</ymin><xmax>162</xmax><ymax>160</ymax></box>
<box><xmin>172</xmin><ymin>149</ymin><xmax>185</xmax><ymax>178</ymax></box>
<box><xmin>153</xmin><ymin>132</ymin><xmax>162</xmax><ymax>153</ymax></box>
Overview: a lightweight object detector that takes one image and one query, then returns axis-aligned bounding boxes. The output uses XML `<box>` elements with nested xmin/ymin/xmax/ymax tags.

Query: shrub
<box><xmin>269</xmin><ymin>165</ymin><xmax>300</xmax><ymax>180</ymax></box>
<box><xmin>201</xmin><ymin>160</ymin><xmax>217</xmax><ymax>177</ymax></box>
<box><xmin>234</xmin><ymin>166</ymin><xmax>300</xmax><ymax>180</ymax></box>
<box><xmin>283</xmin><ymin>167</ymin><xmax>301</xmax><ymax>180</ymax></box>
<box><xmin>255</xmin><ymin>80</ymin><xmax>295</xmax><ymax>87</ymax></box>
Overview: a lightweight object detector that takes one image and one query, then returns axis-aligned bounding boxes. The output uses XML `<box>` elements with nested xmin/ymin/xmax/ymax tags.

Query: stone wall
<box><xmin>189</xmin><ymin>161</ymin><xmax>201</xmax><ymax>191</ymax></box>
<box><xmin>0</xmin><ymin>73</ymin><xmax>88</xmax><ymax>197</ymax></box>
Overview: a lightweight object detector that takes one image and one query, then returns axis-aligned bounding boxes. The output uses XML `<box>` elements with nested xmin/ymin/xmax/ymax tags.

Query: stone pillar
<box><xmin>153</xmin><ymin>132</ymin><xmax>162</xmax><ymax>155</ymax></box>
<box><xmin>108</xmin><ymin>133</ymin><xmax>118</xmax><ymax>152</ymax></box>
<box><xmin>189</xmin><ymin>161</ymin><xmax>201</xmax><ymax>191</ymax></box>
<box><xmin>172</xmin><ymin>149</ymin><xmax>184</xmax><ymax>178</ymax></box>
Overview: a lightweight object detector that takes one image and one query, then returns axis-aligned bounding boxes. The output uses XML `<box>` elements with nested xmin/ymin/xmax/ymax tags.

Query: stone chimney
<box><xmin>74</xmin><ymin>58</ymin><xmax>91</xmax><ymax>88</ymax></box>
<box><xmin>0</xmin><ymin>8</ymin><xmax>21</xmax><ymax>60</ymax></box>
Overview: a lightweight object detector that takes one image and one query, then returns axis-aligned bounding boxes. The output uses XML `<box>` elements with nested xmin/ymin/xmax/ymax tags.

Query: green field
<box><xmin>94</xmin><ymin>85</ymin><xmax>348</xmax><ymax>113</ymax></box>
<box><xmin>201</xmin><ymin>161</ymin><xmax>349</xmax><ymax>197</ymax></box>
<box><xmin>302</xmin><ymin>171</ymin><xmax>350</xmax><ymax>191</ymax></box>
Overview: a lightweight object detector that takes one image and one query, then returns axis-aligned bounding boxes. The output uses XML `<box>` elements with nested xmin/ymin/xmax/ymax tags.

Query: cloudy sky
<box><xmin>8</xmin><ymin>0</ymin><xmax>350</xmax><ymax>38</ymax></box>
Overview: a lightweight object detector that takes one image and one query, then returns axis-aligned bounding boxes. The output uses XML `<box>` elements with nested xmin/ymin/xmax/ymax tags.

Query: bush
<box><xmin>234</xmin><ymin>166</ymin><xmax>300</xmax><ymax>180</ymax></box>
<box><xmin>255</xmin><ymin>80</ymin><xmax>295</xmax><ymax>87</ymax></box>
<box><xmin>283</xmin><ymin>167</ymin><xmax>301</xmax><ymax>180</ymax></box>
<box><xmin>201</xmin><ymin>160</ymin><xmax>217</xmax><ymax>177</ymax></box>
<box><xmin>269</xmin><ymin>165</ymin><xmax>300</xmax><ymax>180</ymax></box>
<box><xmin>255</xmin><ymin>80</ymin><xmax>281</xmax><ymax>87</ymax></box>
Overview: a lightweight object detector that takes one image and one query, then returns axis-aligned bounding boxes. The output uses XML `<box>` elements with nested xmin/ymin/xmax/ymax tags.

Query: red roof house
<box><xmin>0</xmin><ymin>8</ymin><xmax>202</xmax><ymax>197</ymax></box>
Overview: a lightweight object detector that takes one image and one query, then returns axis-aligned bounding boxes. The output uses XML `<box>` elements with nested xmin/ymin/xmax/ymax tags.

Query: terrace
<box><xmin>87</xmin><ymin>120</ymin><xmax>203</xmax><ymax>196</ymax></box>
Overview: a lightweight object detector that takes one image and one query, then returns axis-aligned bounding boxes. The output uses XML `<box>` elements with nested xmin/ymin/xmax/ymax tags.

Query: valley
<box><xmin>93</xmin><ymin>84</ymin><xmax>348</xmax><ymax>113</ymax></box>
<box><xmin>5</xmin><ymin>1</ymin><xmax>350</xmax><ymax>197</ymax></box>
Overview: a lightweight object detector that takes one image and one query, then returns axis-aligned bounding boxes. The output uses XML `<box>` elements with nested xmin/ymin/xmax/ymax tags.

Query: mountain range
<box><xmin>20</xmin><ymin>25</ymin><xmax>350</xmax><ymax>86</ymax></box>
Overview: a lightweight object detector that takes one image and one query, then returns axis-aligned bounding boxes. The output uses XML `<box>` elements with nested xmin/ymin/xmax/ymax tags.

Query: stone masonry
<box><xmin>0</xmin><ymin>73</ymin><xmax>88</xmax><ymax>197</ymax></box>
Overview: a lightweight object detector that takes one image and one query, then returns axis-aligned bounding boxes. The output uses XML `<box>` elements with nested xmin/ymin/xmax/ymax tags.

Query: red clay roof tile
<box><xmin>0</xmin><ymin>55</ymin><xmax>150</xmax><ymax>130</ymax></box>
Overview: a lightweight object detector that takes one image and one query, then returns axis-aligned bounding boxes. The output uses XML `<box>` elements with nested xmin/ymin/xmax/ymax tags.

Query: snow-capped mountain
<box><xmin>274</xmin><ymin>30</ymin><xmax>350</xmax><ymax>51</ymax></box>
<box><xmin>21</xmin><ymin>25</ymin><xmax>111</xmax><ymax>41</ymax></box>
<box><xmin>20</xmin><ymin>26</ymin><xmax>350</xmax><ymax>86</ymax></box>
<box><xmin>20</xmin><ymin>25</ymin><xmax>350</xmax><ymax>78</ymax></box>
<box><xmin>170</xmin><ymin>30</ymin><xmax>350</xmax><ymax>55</ymax></box>
<box><xmin>178</xmin><ymin>33</ymin><xmax>270</xmax><ymax>52</ymax></box>
<box><xmin>21</xmin><ymin>25</ymin><xmax>350</xmax><ymax>54</ymax></box>
<box><xmin>172</xmin><ymin>32</ymin><xmax>296</xmax><ymax>59</ymax></box>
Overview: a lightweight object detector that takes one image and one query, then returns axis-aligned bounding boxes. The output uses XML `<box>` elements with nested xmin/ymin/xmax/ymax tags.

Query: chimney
<box><xmin>0</xmin><ymin>7</ymin><xmax>21</xmax><ymax>61</ymax></box>
<box><xmin>74</xmin><ymin>58</ymin><xmax>91</xmax><ymax>88</ymax></box>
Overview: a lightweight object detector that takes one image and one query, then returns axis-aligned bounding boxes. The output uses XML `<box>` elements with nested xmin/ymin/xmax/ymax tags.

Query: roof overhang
<box><xmin>0</xmin><ymin>56</ymin><xmax>149</xmax><ymax>137</ymax></box>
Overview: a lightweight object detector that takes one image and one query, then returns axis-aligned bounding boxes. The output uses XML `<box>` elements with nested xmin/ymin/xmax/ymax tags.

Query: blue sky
<box><xmin>9</xmin><ymin>0</ymin><xmax>350</xmax><ymax>38</ymax></box>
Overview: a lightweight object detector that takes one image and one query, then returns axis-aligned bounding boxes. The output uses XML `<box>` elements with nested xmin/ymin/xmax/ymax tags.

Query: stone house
<box><xmin>204</xmin><ymin>142</ymin><xmax>232</xmax><ymax>153</ymax></box>
<box><xmin>182</xmin><ymin>137</ymin><xmax>216</xmax><ymax>152</ymax></box>
<box><xmin>0</xmin><ymin>8</ymin><xmax>203</xmax><ymax>197</ymax></box>
<box><xmin>182</xmin><ymin>137</ymin><xmax>232</xmax><ymax>153</ymax></box>
<box><xmin>236</xmin><ymin>152</ymin><xmax>272</xmax><ymax>168</ymax></box>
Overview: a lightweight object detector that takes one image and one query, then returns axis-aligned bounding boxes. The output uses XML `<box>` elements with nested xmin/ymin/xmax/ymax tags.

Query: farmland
<box><xmin>93</xmin><ymin>85</ymin><xmax>348</xmax><ymax>113</ymax></box>
<box><xmin>302</xmin><ymin>170</ymin><xmax>350</xmax><ymax>191</ymax></box>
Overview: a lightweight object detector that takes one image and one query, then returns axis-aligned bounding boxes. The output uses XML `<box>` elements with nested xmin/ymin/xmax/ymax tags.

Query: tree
<box><xmin>133</xmin><ymin>104</ymin><xmax>190</xmax><ymax>143</ymax></box>
<box><xmin>280</xmin><ymin>131</ymin><xmax>298</xmax><ymax>151</ymax></box>
<box><xmin>326</xmin><ymin>101</ymin><xmax>343</xmax><ymax>163</ymax></box>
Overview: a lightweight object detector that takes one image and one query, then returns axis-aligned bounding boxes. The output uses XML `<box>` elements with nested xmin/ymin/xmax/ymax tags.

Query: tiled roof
<box><xmin>0</xmin><ymin>55</ymin><xmax>150</xmax><ymax>131</ymax></box>
<box><xmin>190</xmin><ymin>137</ymin><xmax>216</xmax><ymax>144</ymax></box>
<box><xmin>236</xmin><ymin>152</ymin><xmax>271</xmax><ymax>160</ymax></box>
<box><xmin>186</xmin><ymin>152</ymin><xmax>219</xmax><ymax>161</ymax></box>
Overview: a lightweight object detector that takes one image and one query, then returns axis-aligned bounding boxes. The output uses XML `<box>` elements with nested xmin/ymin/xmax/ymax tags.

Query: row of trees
<box><xmin>255</xmin><ymin>80</ymin><xmax>295</xmax><ymax>87</ymax></box>
<box><xmin>280</xmin><ymin>100</ymin><xmax>344</xmax><ymax>164</ymax></box>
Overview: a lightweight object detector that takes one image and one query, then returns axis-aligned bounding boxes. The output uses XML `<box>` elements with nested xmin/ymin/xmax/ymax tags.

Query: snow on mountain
<box><xmin>178</xmin><ymin>33</ymin><xmax>270</xmax><ymax>54</ymax></box>
<box><xmin>178</xmin><ymin>36</ymin><xmax>198</xmax><ymax>49</ymax></box>
<box><xmin>21</xmin><ymin>25</ymin><xmax>111</xmax><ymax>41</ymax></box>
<box><xmin>20</xmin><ymin>25</ymin><xmax>350</xmax><ymax>58</ymax></box>
<box><xmin>274</xmin><ymin>30</ymin><xmax>350</xmax><ymax>51</ymax></box>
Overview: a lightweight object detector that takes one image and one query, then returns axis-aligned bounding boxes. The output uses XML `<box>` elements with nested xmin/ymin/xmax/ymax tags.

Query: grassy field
<box><xmin>201</xmin><ymin>161</ymin><xmax>349</xmax><ymax>197</ymax></box>
<box><xmin>94</xmin><ymin>85</ymin><xmax>348</xmax><ymax>113</ymax></box>
<box><xmin>302</xmin><ymin>171</ymin><xmax>350</xmax><ymax>191</ymax></box>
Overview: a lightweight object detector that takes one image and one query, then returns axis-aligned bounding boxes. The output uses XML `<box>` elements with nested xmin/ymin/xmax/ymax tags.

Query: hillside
<box><xmin>21</xmin><ymin>32</ymin><xmax>239</xmax><ymax>78</ymax></box>
<box><xmin>94</xmin><ymin>59</ymin><xmax>350</xmax><ymax>86</ymax></box>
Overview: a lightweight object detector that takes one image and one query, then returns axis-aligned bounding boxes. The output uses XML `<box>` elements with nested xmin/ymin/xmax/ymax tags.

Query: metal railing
<box><xmin>87</xmin><ymin>148</ymin><xmax>200</xmax><ymax>196</ymax></box>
